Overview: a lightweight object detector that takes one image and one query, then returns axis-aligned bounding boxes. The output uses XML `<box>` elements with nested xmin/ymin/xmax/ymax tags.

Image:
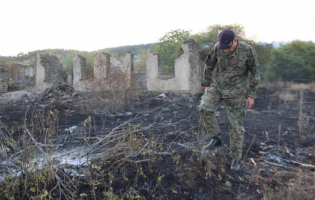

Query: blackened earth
<box><xmin>0</xmin><ymin>86</ymin><xmax>314</xmax><ymax>200</ymax></box>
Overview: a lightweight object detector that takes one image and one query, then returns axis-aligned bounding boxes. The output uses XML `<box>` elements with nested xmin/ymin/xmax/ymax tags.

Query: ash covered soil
<box><xmin>0</xmin><ymin>85</ymin><xmax>315</xmax><ymax>199</ymax></box>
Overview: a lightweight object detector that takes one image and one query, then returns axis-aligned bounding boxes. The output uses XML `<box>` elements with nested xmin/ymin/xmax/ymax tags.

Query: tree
<box><xmin>150</xmin><ymin>29</ymin><xmax>191</xmax><ymax>68</ymax></box>
<box><xmin>17</xmin><ymin>52</ymin><xmax>24</xmax><ymax>57</ymax></box>
<box><xmin>192</xmin><ymin>24</ymin><xmax>253</xmax><ymax>54</ymax></box>
<box><xmin>134</xmin><ymin>49</ymin><xmax>146</xmax><ymax>72</ymax></box>
<box><xmin>81</xmin><ymin>52</ymin><xmax>95</xmax><ymax>76</ymax></box>
<box><xmin>254</xmin><ymin>43</ymin><xmax>275</xmax><ymax>82</ymax></box>
<box><xmin>269</xmin><ymin>41</ymin><xmax>315</xmax><ymax>83</ymax></box>
<box><xmin>280</xmin><ymin>40</ymin><xmax>315</xmax><ymax>79</ymax></box>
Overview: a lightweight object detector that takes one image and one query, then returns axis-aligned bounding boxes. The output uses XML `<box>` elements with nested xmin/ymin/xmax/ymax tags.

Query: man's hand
<box><xmin>246</xmin><ymin>97</ymin><xmax>254</xmax><ymax>109</ymax></box>
<box><xmin>205</xmin><ymin>87</ymin><xmax>210</xmax><ymax>93</ymax></box>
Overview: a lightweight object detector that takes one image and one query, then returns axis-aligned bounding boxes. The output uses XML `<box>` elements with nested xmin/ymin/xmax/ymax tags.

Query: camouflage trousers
<box><xmin>199</xmin><ymin>87</ymin><xmax>246</xmax><ymax>159</ymax></box>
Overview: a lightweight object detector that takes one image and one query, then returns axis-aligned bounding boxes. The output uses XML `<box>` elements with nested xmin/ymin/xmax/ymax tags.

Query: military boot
<box><xmin>231</xmin><ymin>159</ymin><xmax>240</xmax><ymax>171</ymax></box>
<box><xmin>201</xmin><ymin>135</ymin><xmax>222</xmax><ymax>155</ymax></box>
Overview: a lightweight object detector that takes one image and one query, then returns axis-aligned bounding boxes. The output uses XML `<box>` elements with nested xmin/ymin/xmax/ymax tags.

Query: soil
<box><xmin>0</xmin><ymin>86</ymin><xmax>314</xmax><ymax>199</ymax></box>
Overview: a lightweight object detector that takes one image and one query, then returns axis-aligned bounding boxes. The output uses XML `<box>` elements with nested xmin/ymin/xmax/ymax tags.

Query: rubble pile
<box><xmin>0</xmin><ymin>82</ymin><xmax>78</xmax><ymax>109</ymax></box>
<box><xmin>41</xmin><ymin>82</ymin><xmax>78</xmax><ymax>106</ymax></box>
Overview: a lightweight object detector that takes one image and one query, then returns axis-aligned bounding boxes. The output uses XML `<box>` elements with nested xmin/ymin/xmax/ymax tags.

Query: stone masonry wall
<box><xmin>13</xmin><ymin>63</ymin><xmax>35</xmax><ymax>78</ymax></box>
<box><xmin>120</xmin><ymin>52</ymin><xmax>134</xmax><ymax>87</ymax></box>
<box><xmin>35</xmin><ymin>53</ymin><xmax>64</xmax><ymax>91</ymax></box>
<box><xmin>0</xmin><ymin>68</ymin><xmax>9</xmax><ymax>93</ymax></box>
<box><xmin>146</xmin><ymin>39</ymin><xmax>205</xmax><ymax>94</ymax></box>
<box><xmin>11</xmin><ymin>63</ymin><xmax>35</xmax><ymax>88</ymax></box>
<box><xmin>72</xmin><ymin>52</ymin><xmax>134</xmax><ymax>92</ymax></box>
<box><xmin>94</xmin><ymin>52</ymin><xmax>110</xmax><ymax>80</ymax></box>
<box><xmin>73</xmin><ymin>55</ymin><xmax>88</xmax><ymax>91</ymax></box>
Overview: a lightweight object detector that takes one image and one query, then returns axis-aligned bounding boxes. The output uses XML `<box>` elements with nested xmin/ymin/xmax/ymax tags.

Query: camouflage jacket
<box><xmin>203</xmin><ymin>41</ymin><xmax>261</xmax><ymax>99</ymax></box>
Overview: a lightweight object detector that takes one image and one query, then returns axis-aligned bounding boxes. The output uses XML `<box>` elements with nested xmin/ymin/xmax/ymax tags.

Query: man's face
<box><xmin>224</xmin><ymin>39</ymin><xmax>237</xmax><ymax>53</ymax></box>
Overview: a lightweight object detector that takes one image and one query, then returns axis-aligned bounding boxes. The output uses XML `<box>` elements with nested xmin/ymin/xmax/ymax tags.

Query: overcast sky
<box><xmin>0</xmin><ymin>0</ymin><xmax>314</xmax><ymax>56</ymax></box>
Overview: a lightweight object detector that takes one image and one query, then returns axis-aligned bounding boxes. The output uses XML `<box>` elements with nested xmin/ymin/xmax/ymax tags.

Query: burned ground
<box><xmin>0</xmin><ymin>85</ymin><xmax>315</xmax><ymax>199</ymax></box>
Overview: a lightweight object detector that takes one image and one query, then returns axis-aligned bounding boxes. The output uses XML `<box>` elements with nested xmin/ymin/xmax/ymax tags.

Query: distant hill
<box><xmin>258</xmin><ymin>41</ymin><xmax>292</xmax><ymax>48</ymax></box>
<box><xmin>0</xmin><ymin>43</ymin><xmax>155</xmax><ymax>62</ymax></box>
<box><xmin>104</xmin><ymin>43</ymin><xmax>154</xmax><ymax>57</ymax></box>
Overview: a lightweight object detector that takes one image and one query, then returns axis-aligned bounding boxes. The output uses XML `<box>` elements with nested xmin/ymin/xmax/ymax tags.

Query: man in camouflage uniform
<box><xmin>199</xmin><ymin>29</ymin><xmax>260</xmax><ymax>171</ymax></box>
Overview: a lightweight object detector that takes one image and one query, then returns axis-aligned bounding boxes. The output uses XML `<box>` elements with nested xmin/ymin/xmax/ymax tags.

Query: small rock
<box><xmin>215</xmin><ymin>112</ymin><xmax>220</xmax><ymax>117</ymax></box>
<box><xmin>72</xmin><ymin>92</ymin><xmax>78</xmax><ymax>97</ymax></box>
<box><xmin>156</xmin><ymin>93</ymin><xmax>166</xmax><ymax>99</ymax></box>
<box><xmin>108</xmin><ymin>115</ymin><xmax>115</xmax><ymax>119</ymax></box>
<box><xmin>65</xmin><ymin>126</ymin><xmax>78</xmax><ymax>133</ymax></box>
<box><xmin>162</xmin><ymin>108</ymin><xmax>171</xmax><ymax>112</ymax></box>
<box><xmin>187</xmin><ymin>97</ymin><xmax>194</xmax><ymax>103</ymax></box>
<box><xmin>61</xmin><ymin>95</ymin><xmax>71</xmax><ymax>99</ymax></box>
<box><xmin>59</xmin><ymin>83</ymin><xmax>67</xmax><ymax>91</ymax></box>
<box><xmin>220</xmin><ymin>106</ymin><xmax>225</xmax><ymax>109</ymax></box>
<box><xmin>39</xmin><ymin>104</ymin><xmax>47</xmax><ymax>108</ymax></box>
<box><xmin>25</xmin><ymin>100</ymin><xmax>29</xmax><ymax>103</ymax></box>
<box><xmin>225</xmin><ymin>181</ymin><xmax>232</xmax><ymax>187</ymax></box>
<box><xmin>61</xmin><ymin>99</ymin><xmax>73</xmax><ymax>104</ymax></box>
<box><xmin>204</xmin><ymin>161</ymin><xmax>217</xmax><ymax>171</ymax></box>
<box><xmin>173</xmin><ymin>111</ymin><xmax>179</xmax><ymax>114</ymax></box>
<box><xmin>143</xmin><ymin>113</ymin><xmax>150</xmax><ymax>117</ymax></box>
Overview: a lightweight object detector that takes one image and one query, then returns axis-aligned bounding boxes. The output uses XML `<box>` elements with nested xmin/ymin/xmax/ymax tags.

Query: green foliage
<box><xmin>269</xmin><ymin>40</ymin><xmax>315</xmax><ymax>83</ymax></box>
<box><xmin>49</xmin><ymin>49</ymin><xmax>59</xmax><ymax>56</ymax></box>
<box><xmin>0</xmin><ymin>59</ymin><xmax>8</xmax><ymax>68</ymax></box>
<box><xmin>192</xmin><ymin>24</ymin><xmax>252</xmax><ymax>54</ymax></box>
<box><xmin>81</xmin><ymin>52</ymin><xmax>95</xmax><ymax>76</ymax></box>
<box><xmin>107</xmin><ymin>43</ymin><xmax>153</xmax><ymax>57</ymax></box>
<box><xmin>150</xmin><ymin>29</ymin><xmax>191</xmax><ymax>68</ymax></box>
<box><xmin>134</xmin><ymin>49</ymin><xmax>147</xmax><ymax>72</ymax></box>
<box><xmin>254</xmin><ymin>43</ymin><xmax>275</xmax><ymax>82</ymax></box>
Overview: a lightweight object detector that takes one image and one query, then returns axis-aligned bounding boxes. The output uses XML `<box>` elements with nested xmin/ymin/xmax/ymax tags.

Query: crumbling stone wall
<box><xmin>146</xmin><ymin>39</ymin><xmax>205</xmax><ymax>94</ymax></box>
<box><xmin>67</xmin><ymin>74</ymin><xmax>72</xmax><ymax>86</ymax></box>
<box><xmin>120</xmin><ymin>52</ymin><xmax>134</xmax><ymax>87</ymax></box>
<box><xmin>9</xmin><ymin>63</ymin><xmax>35</xmax><ymax>89</ymax></box>
<box><xmin>13</xmin><ymin>63</ymin><xmax>35</xmax><ymax>78</ymax></box>
<box><xmin>94</xmin><ymin>52</ymin><xmax>110</xmax><ymax>80</ymax></box>
<box><xmin>73</xmin><ymin>55</ymin><xmax>88</xmax><ymax>91</ymax></box>
<box><xmin>0</xmin><ymin>68</ymin><xmax>9</xmax><ymax>93</ymax></box>
<box><xmin>35</xmin><ymin>53</ymin><xmax>64</xmax><ymax>91</ymax></box>
<box><xmin>72</xmin><ymin>52</ymin><xmax>134</xmax><ymax>92</ymax></box>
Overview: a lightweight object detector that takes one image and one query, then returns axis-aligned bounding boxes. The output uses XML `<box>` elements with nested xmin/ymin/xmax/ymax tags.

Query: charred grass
<box><xmin>0</xmin><ymin>83</ymin><xmax>315</xmax><ymax>199</ymax></box>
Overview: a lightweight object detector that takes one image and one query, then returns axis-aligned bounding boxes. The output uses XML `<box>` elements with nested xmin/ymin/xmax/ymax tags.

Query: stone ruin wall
<box><xmin>146</xmin><ymin>39</ymin><xmax>205</xmax><ymax>94</ymax></box>
<box><xmin>0</xmin><ymin>68</ymin><xmax>9</xmax><ymax>93</ymax></box>
<box><xmin>73</xmin><ymin>55</ymin><xmax>88</xmax><ymax>91</ymax></box>
<box><xmin>12</xmin><ymin>63</ymin><xmax>35</xmax><ymax>78</ymax></box>
<box><xmin>94</xmin><ymin>52</ymin><xmax>110</xmax><ymax>80</ymax></box>
<box><xmin>67</xmin><ymin>74</ymin><xmax>72</xmax><ymax>86</ymax></box>
<box><xmin>35</xmin><ymin>53</ymin><xmax>64</xmax><ymax>91</ymax></box>
<box><xmin>72</xmin><ymin>52</ymin><xmax>134</xmax><ymax>92</ymax></box>
<box><xmin>10</xmin><ymin>63</ymin><xmax>35</xmax><ymax>89</ymax></box>
<box><xmin>119</xmin><ymin>52</ymin><xmax>134</xmax><ymax>87</ymax></box>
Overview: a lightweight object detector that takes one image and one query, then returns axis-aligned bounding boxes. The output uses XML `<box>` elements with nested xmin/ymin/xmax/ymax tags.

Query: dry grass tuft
<box><xmin>263</xmin><ymin>169</ymin><xmax>315</xmax><ymax>200</ymax></box>
<box><xmin>298</xmin><ymin>91</ymin><xmax>310</xmax><ymax>140</ymax></box>
<box><xmin>274</xmin><ymin>91</ymin><xmax>296</xmax><ymax>102</ymax></box>
<box><xmin>260</xmin><ymin>82</ymin><xmax>315</xmax><ymax>93</ymax></box>
<box><xmin>289</xmin><ymin>82</ymin><xmax>315</xmax><ymax>92</ymax></box>
<box><xmin>0</xmin><ymin>144</ymin><xmax>7</xmax><ymax>158</ymax></box>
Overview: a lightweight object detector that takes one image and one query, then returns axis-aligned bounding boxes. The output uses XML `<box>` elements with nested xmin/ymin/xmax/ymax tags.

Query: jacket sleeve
<box><xmin>202</xmin><ymin>43</ymin><xmax>218</xmax><ymax>87</ymax></box>
<box><xmin>247</xmin><ymin>47</ymin><xmax>261</xmax><ymax>98</ymax></box>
